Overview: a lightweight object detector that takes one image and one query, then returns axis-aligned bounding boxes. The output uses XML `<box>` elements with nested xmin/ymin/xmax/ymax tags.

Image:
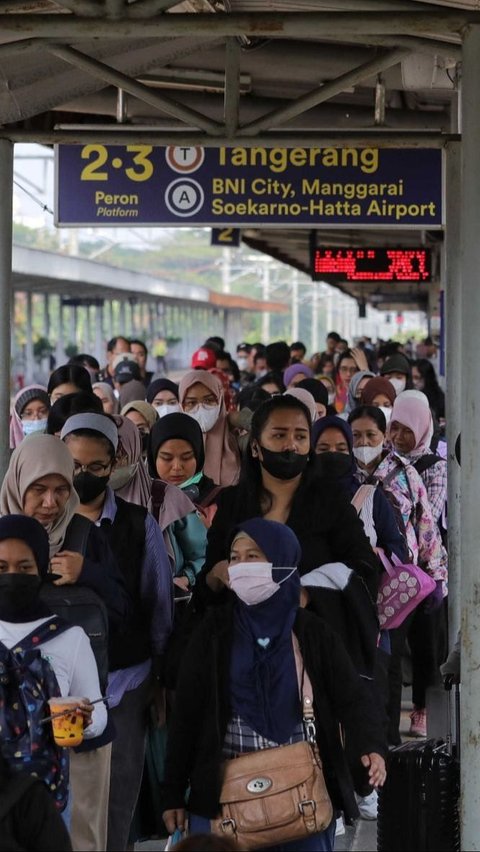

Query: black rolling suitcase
<box><xmin>377</xmin><ymin>683</ymin><xmax>460</xmax><ymax>852</ymax></box>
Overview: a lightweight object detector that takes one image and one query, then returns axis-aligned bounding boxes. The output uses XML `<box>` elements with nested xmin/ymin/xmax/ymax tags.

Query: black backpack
<box><xmin>40</xmin><ymin>515</ymin><xmax>109</xmax><ymax>692</ymax></box>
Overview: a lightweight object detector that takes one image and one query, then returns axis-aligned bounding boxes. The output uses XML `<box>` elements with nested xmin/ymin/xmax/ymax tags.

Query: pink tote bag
<box><xmin>376</xmin><ymin>550</ymin><xmax>436</xmax><ymax>630</ymax></box>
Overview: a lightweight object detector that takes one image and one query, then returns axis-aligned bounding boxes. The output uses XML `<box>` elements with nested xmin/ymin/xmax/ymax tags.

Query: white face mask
<box><xmin>389</xmin><ymin>377</ymin><xmax>406</xmax><ymax>395</ymax></box>
<box><xmin>187</xmin><ymin>402</ymin><xmax>220</xmax><ymax>433</ymax></box>
<box><xmin>228</xmin><ymin>563</ymin><xmax>295</xmax><ymax>606</ymax></box>
<box><xmin>353</xmin><ymin>444</ymin><xmax>383</xmax><ymax>466</ymax></box>
<box><xmin>237</xmin><ymin>357</ymin><xmax>248</xmax><ymax>371</ymax></box>
<box><xmin>154</xmin><ymin>402</ymin><xmax>181</xmax><ymax>419</ymax></box>
<box><xmin>255</xmin><ymin>369</ymin><xmax>267</xmax><ymax>379</ymax></box>
<box><xmin>379</xmin><ymin>406</ymin><xmax>392</xmax><ymax>424</ymax></box>
<box><xmin>22</xmin><ymin>418</ymin><xmax>47</xmax><ymax>437</ymax></box>
<box><xmin>328</xmin><ymin>392</ymin><xmax>336</xmax><ymax>406</ymax></box>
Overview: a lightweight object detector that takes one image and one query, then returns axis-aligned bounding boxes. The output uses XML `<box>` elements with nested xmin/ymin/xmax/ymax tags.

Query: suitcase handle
<box><xmin>444</xmin><ymin>678</ymin><xmax>460</xmax><ymax>762</ymax></box>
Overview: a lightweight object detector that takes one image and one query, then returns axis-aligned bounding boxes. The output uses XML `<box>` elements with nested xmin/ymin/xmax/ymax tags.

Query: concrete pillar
<box><xmin>119</xmin><ymin>300</ymin><xmax>126</xmax><ymax>335</ymax></box>
<box><xmin>56</xmin><ymin>297</ymin><xmax>65</xmax><ymax>367</ymax></box>
<box><xmin>460</xmin><ymin>25</ymin><xmax>480</xmax><ymax>850</ymax></box>
<box><xmin>95</xmin><ymin>303</ymin><xmax>104</xmax><ymax>366</ymax></box>
<box><xmin>0</xmin><ymin>139</ymin><xmax>13</xmax><ymax>477</ymax></box>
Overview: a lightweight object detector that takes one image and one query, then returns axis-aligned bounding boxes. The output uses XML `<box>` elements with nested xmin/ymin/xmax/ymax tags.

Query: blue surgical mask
<box><xmin>22</xmin><ymin>418</ymin><xmax>47</xmax><ymax>437</ymax></box>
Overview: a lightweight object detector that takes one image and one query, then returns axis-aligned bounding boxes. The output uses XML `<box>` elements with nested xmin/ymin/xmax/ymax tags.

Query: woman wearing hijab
<box><xmin>387</xmin><ymin>391</ymin><xmax>448</xmax><ymax>741</ymax></box>
<box><xmin>360</xmin><ymin>377</ymin><xmax>396</xmax><ymax>424</ymax></box>
<box><xmin>47</xmin><ymin>391</ymin><xmax>104</xmax><ymax>437</ymax></box>
<box><xmin>93</xmin><ymin>382</ymin><xmax>120</xmax><ymax>416</ymax></box>
<box><xmin>10</xmin><ymin>385</ymin><xmax>50</xmax><ymax>449</ymax></box>
<box><xmin>60</xmin><ymin>413</ymin><xmax>173</xmax><ymax>852</ymax></box>
<box><xmin>179</xmin><ymin>370</ymin><xmax>240</xmax><ymax>487</ymax></box>
<box><xmin>118</xmin><ymin>379</ymin><xmax>147</xmax><ymax>409</ymax></box>
<box><xmin>284</xmin><ymin>387</ymin><xmax>318</xmax><ymax>424</ymax></box>
<box><xmin>109</xmin><ymin>416</ymin><xmax>152</xmax><ymax>508</ymax></box>
<box><xmin>121</xmin><ymin>401</ymin><xmax>158</xmax><ymax>457</ymax></box>
<box><xmin>344</xmin><ymin>371</ymin><xmax>376</xmax><ymax>417</ymax></box>
<box><xmin>283</xmin><ymin>363</ymin><xmax>315</xmax><ymax>389</ymax></box>
<box><xmin>0</xmin><ymin>515</ymin><xmax>107</xmax><ymax>815</ymax></box>
<box><xmin>333</xmin><ymin>350</ymin><xmax>364</xmax><ymax>414</ymax></box>
<box><xmin>0</xmin><ymin>433</ymin><xmax>129</xmax><ymax>851</ymax></box>
<box><xmin>162</xmin><ymin>518</ymin><xmax>386</xmax><ymax>851</ymax></box>
<box><xmin>148</xmin><ymin>413</ymin><xmax>217</xmax><ymax>590</ymax></box>
<box><xmin>296</xmin><ymin>378</ymin><xmax>328</xmax><ymax>419</ymax></box>
<box><xmin>349</xmin><ymin>400</ymin><xmax>447</xmax><ymax>743</ymax></box>
<box><xmin>146</xmin><ymin>379</ymin><xmax>180</xmax><ymax>418</ymax></box>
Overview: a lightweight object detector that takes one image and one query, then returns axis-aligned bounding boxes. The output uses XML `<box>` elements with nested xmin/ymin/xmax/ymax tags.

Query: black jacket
<box><xmin>0</xmin><ymin>775</ymin><xmax>72</xmax><ymax>852</ymax></box>
<box><xmin>162</xmin><ymin>602</ymin><xmax>386</xmax><ymax>824</ymax></box>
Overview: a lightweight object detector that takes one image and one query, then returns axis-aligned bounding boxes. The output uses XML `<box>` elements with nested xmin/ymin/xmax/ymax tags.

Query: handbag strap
<box><xmin>291</xmin><ymin>634</ymin><xmax>317</xmax><ymax>745</ymax></box>
<box><xmin>350</xmin><ymin>484</ymin><xmax>375</xmax><ymax>515</ymax></box>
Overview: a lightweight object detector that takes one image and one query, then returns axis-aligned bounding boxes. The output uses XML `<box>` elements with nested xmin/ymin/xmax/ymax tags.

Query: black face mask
<box><xmin>315</xmin><ymin>451</ymin><xmax>353</xmax><ymax>479</ymax></box>
<box><xmin>259</xmin><ymin>446</ymin><xmax>309</xmax><ymax>481</ymax></box>
<box><xmin>0</xmin><ymin>574</ymin><xmax>42</xmax><ymax>622</ymax></box>
<box><xmin>73</xmin><ymin>471</ymin><xmax>109</xmax><ymax>504</ymax></box>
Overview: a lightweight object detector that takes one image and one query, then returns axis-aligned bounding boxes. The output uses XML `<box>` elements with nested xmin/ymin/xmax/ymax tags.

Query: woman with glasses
<box><xmin>60</xmin><ymin>412</ymin><xmax>173</xmax><ymax>852</ymax></box>
<box><xmin>334</xmin><ymin>350</ymin><xmax>366</xmax><ymax>414</ymax></box>
<box><xmin>179</xmin><ymin>370</ymin><xmax>240</xmax><ymax>487</ymax></box>
<box><xmin>9</xmin><ymin>385</ymin><xmax>51</xmax><ymax>448</ymax></box>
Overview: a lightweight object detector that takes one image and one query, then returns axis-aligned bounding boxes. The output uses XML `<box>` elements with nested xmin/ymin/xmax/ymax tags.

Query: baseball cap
<box><xmin>113</xmin><ymin>355</ymin><xmax>141</xmax><ymax>384</ymax></box>
<box><xmin>236</xmin><ymin>342</ymin><xmax>252</xmax><ymax>354</ymax></box>
<box><xmin>191</xmin><ymin>347</ymin><xmax>217</xmax><ymax>369</ymax></box>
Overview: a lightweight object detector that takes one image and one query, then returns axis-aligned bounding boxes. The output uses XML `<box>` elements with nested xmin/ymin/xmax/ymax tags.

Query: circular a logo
<box><xmin>165</xmin><ymin>179</ymin><xmax>204</xmax><ymax>218</ymax></box>
<box><xmin>165</xmin><ymin>146</ymin><xmax>205</xmax><ymax>173</ymax></box>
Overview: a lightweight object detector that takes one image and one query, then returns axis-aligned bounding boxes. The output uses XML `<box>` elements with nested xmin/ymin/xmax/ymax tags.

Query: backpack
<box><xmin>412</xmin><ymin>454</ymin><xmax>448</xmax><ymax>548</ymax></box>
<box><xmin>0</xmin><ymin>617</ymin><xmax>71</xmax><ymax>812</ymax></box>
<box><xmin>40</xmin><ymin>514</ymin><xmax>109</xmax><ymax>692</ymax></box>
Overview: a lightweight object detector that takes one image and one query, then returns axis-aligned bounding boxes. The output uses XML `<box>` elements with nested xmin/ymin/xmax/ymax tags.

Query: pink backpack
<box><xmin>376</xmin><ymin>550</ymin><xmax>436</xmax><ymax>630</ymax></box>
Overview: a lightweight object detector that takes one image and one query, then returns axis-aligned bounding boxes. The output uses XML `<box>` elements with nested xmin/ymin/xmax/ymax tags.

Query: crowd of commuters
<box><xmin>0</xmin><ymin>329</ymin><xmax>448</xmax><ymax>851</ymax></box>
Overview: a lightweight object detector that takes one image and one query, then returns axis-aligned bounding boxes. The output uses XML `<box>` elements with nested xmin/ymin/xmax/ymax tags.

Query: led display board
<box><xmin>311</xmin><ymin>246</ymin><xmax>432</xmax><ymax>282</ymax></box>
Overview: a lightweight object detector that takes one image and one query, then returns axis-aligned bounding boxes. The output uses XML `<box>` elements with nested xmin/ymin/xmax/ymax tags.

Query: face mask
<box><xmin>22</xmin><ymin>419</ymin><xmax>47</xmax><ymax>437</ymax></box>
<box><xmin>328</xmin><ymin>392</ymin><xmax>336</xmax><ymax>406</ymax></box>
<box><xmin>353</xmin><ymin>444</ymin><xmax>383</xmax><ymax>466</ymax></box>
<box><xmin>0</xmin><ymin>574</ymin><xmax>41</xmax><ymax>616</ymax></box>
<box><xmin>255</xmin><ymin>369</ymin><xmax>268</xmax><ymax>379</ymax></box>
<box><xmin>237</xmin><ymin>357</ymin><xmax>248</xmax><ymax>371</ymax></box>
<box><xmin>187</xmin><ymin>403</ymin><xmax>220</xmax><ymax>433</ymax></box>
<box><xmin>315</xmin><ymin>451</ymin><xmax>352</xmax><ymax>478</ymax></box>
<box><xmin>73</xmin><ymin>471</ymin><xmax>110</xmax><ymax>504</ymax></box>
<box><xmin>389</xmin><ymin>377</ymin><xmax>406</xmax><ymax>394</ymax></box>
<box><xmin>154</xmin><ymin>403</ymin><xmax>181</xmax><ymax>418</ymax></box>
<box><xmin>228</xmin><ymin>563</ymin><xmax>295</xmax><ymax>606</ymax></box>
<box><xmin>109</xmin><ymin>463</ymin><xmax>138</xmax><ymax>491</ymax></box>
<box><xmin>379</xmin><ymin>406</ymin><xmax>392</xmax><ymax>424</ymax></box>
<box><xmin>259</xmin><ymin>446</ymin><xmax>309</xmax><ymax>480</ymax></box>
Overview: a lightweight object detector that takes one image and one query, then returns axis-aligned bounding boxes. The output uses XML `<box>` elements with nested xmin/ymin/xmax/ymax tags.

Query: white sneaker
<box><xmin>335</xmin><ymin>815</ymin><xmax>346</xmax><ymax>836</ymax></box>
<box><xmin>355</xmin><ymin>789</ymin><xmax>378</xmax><ymax>820</ymax></box>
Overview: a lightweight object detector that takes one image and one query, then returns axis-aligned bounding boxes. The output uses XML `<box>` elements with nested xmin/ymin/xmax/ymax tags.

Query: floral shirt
<box><xmin>369</xmin><ymin>452</ymin><xmax>448</xmax><ymax>591</ymax></box>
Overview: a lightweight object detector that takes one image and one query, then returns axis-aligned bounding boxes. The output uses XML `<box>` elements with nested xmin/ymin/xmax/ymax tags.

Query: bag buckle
<box><xmin>304</xmin><ymin>719</ymin><xmax>317</xmax><ymax>743</ymax></box>
<box><xmin>220</xmin><ymin>818</ymin><xmax>236</xmax><ymax>835</ymax></box>
<box><xmin>299</xmin><ymin>799</ymin><xmax>316</xmax><ymax>815</ymax></box>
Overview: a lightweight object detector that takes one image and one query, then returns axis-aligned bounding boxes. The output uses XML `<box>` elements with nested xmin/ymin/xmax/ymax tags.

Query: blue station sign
<box><xmin>55</xmin><ymin>144</ymin><xmax>443</xmax><ymax>228</ymax></box>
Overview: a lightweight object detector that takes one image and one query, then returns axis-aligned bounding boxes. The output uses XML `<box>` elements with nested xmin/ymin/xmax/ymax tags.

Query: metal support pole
<box><xmin>291</xmin><ymin>271</ymin><xmax>299</xmax><ymax>342</ymax></box>
<box><xmin>460</xmin><ymin>25</ymin><xmax>480</xmax><ymax>851</ymax></box>
<box><xmin>43</xmin><ymin>293</ymin><xmax>50</xmax><ymax>340</ymax></box>
<box><xmin>119</xmin><ymin>301</ymin><xmax>126</xmax><ymax>335</ymax></box>
<box><xmin>95</xmin><ymin>303</ymin><xmax>104</xmax><ymax>366</ymax></box>
<box><xmin>222</xmin><ymin>247</ymin><xmax>231</xmax><ymax>294</ymax></box>
<box><xmin>311</xmin><ymin>282</ymin><xmax>319</xmax><ymax>353</ymax></box>
<box><xmin>445</xmin><ymin>142</ymin><xmax>462</xmax><ymax>642</ymax></box>
<box><xmin>261</xmin><ymin>261</ymin><xmax>271</xmax><ymax>343</ymax></box>
<box><xmin>25</xmin><ymin>291</ymin><xmax>34</xmax><ymax>383</ymax></box>
<box><xmin>56</xmin><ymin>297</ymin><xmax>65</xmax><ymax>367</ymax></box>
<box><xmin>0</xmin><ymin>139</ymin><xmax>12</xmax><ymax>477</ymax></box>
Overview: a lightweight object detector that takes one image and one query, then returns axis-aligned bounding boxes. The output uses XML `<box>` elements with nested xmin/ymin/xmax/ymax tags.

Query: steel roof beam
<box><xmin>0</xmin><ymin>11</ymin><xmax>474</xmax><ymax>39</ymax></box>
<box><xmin>2</xmin><ymin>128</ymin><xmax>458</xmax><ymax>145</ymax></box>
<box><xmin>238</xmin><ymin>47</ymin><xmax>409</xmax><ymax>135</ymax></box>
<box><xmin>224</xmin><ymin>37</ymin><xmax>240</xmax><ymax>137</ymax></box>
<box><xmin>47</xmin><ymin>43</ymin><xmax>224</xmax><ymax>133</ymax></box>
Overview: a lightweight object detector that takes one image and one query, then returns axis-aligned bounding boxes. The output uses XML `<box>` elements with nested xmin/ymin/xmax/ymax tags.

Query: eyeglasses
<box><xmin>183</xmin><ymin>395</ymin><xmax>218</xmax><ymax>412</ymax></box>
<box><xmin>73</xmin><ymin>462</ymin><xmax>111</xmax><ymax>476</ymax></box>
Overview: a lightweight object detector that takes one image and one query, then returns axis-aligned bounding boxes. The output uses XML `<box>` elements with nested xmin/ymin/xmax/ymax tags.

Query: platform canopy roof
<box><xmin>0</xmin><ymin>0</ymin><xmax>471</xmax><ymax>310</ymax></box>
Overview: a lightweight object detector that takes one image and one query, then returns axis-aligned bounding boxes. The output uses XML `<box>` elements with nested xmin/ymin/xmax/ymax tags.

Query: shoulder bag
<box><xmin>210</xmin><ymin>635</ymin><xmax>333</xmax><ymax>850</ymax></box>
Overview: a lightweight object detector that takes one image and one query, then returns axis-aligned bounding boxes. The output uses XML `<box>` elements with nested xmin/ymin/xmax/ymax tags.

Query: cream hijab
<box><xmin>0</xmin><ymin>434</ymin><xmax>80</xmax><ymax>557</ymax></box>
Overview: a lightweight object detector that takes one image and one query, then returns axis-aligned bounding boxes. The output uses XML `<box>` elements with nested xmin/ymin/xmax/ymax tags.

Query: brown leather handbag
<box><xmin>211</xmin><ymin>639</ymin><xmax>333</xmax><ymax>850</ymax></box>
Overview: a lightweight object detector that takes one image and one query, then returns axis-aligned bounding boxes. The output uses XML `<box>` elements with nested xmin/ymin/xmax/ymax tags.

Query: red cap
<box><xmin>191</xmin><ymin>347</ymin><xmax>217</xmax><ymax>369</ymax></box>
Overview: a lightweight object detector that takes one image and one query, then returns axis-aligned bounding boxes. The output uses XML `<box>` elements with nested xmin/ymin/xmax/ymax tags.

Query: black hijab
<box><xmin>146</xmin><ymin>378</ymin><xmax>179</xmax><ymax>405</ymax></box>
<box><xmin>147</xmin><ymin>412</ymin><xmax>205</xmax><ymax>478</ymax></box>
